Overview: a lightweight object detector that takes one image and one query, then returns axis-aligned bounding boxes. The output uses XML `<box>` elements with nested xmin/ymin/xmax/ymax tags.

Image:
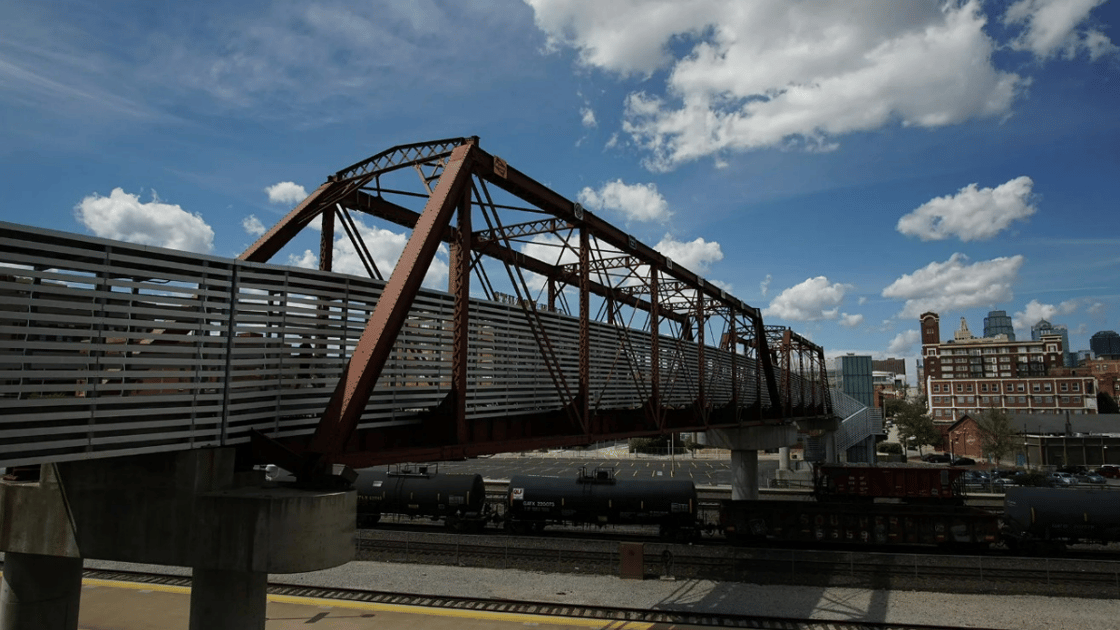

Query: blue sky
<box><xmin>1</xmin><ymin>0</ymin><xmax>1118</xmax><ymax>383</ymax></box>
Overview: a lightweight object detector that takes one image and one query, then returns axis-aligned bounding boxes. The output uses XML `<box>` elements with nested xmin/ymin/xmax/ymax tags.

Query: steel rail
<box><xmin>76</xmin><ymin>565</ymin><xmax>1006</xmax><ymax>630</ymax></box>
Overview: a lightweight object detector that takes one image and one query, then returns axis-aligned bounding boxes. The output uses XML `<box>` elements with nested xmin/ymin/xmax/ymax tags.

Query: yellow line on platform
<box><xmin>83</xmin><ymin>578</ymin><xmax>654</xmax><ymax>629</ymax></box>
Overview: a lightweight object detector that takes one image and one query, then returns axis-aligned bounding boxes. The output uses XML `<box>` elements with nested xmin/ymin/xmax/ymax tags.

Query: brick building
<box><xmin>921</xmin><ymin>312</ymin><xmax>1097</xmax><ymax>424</ymax></box>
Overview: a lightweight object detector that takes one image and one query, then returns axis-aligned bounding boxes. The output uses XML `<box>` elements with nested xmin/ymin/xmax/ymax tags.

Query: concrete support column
<box><xmin>708</xmin><ymin>424</ymin><xmax>799</xmax><ymax>499</ymax></box>
<box><xmin>730</xmin><ymin>448</ymin><xmax>760</xmax><ymax>500</ymax></box>
<box><xmin>0</xmin><ymin>552</ymin><xmax>82</xmax><ymax>630</ymax></box>
<box><xmin>778</xmin><ymin>446</ymin><xmax>791</xmax><ymax>471</ymax></box>
<box><xmin>189</xmin><ymin>568</ymin><xmax>267</xmax><ymax>630</ymax></box>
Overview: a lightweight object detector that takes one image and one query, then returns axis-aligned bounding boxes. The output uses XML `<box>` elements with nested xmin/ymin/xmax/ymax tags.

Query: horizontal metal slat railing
<box><xmin>0</xmin><ymin>222</ymin><xmax>789</xmax><ymax>469</ymax></box>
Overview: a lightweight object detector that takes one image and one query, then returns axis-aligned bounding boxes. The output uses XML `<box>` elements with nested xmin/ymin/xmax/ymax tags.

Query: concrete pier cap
<box><xmin>0</xmin><ymin>448</ymin><xmax>354</xmax><ymax>572</ymax></box>
<box><xmin>707</xmin><ymin>424</ymin><xmax>799</xmax><ymax>501</ymax></box>
<box><xmin>0</xmin><ymin>448</ymin><xmax>355</xmax><ymax>630</ymax></box>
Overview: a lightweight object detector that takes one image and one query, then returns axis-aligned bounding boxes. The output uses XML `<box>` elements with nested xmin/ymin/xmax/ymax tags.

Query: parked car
<box><xmin>1047</xmin><ymin>472</ymin><xmax>1078</xmax><ymax>486</ymax></box>
<box><xmin>950</xmin><ymin>457</ymin><xmax>977</xmax><ymax>466</ymax></box>
<box><xmin>1076</xmin><ymin>472</ymin><xmax>1107</xmax><ymax>484</ymax></box>
<box><xmin>922</xmin><ymin>453</ymin><xmax>952</xmax><ymax>463</ymax></box>
<box><xmin>1097</xmin><ymin>465</ymin><xmax>1120</xmax><ymax>479</ymax></box>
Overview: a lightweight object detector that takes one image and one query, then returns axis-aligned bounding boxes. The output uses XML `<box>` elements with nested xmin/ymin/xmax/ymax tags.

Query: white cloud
<box><xmin>897</xmin><ymin>176</ymin><xmax>1037</xmax><ymax>242</ymax></box>
<box><xmin>653</xmin><ymin>234</ymin><xmax>722</xmax><ymax>274</ymax></box>
<box><xmin>1089</xmin><ymin>302</ymin><xmax>1107</xmax><ymax>320</ymax></box>
<box><xmin>881</xmin><ymin>253</ymin><xmax>1024</xmax><ymax>319</ymax></box>
<box><xmin>74</xmin><ymin>188</ymin><xmax>214</xmax><ymax>254</ymax></box>
<box><xmin>580</xmin><ymin>106</ymin><xmax>597</xmax><ymax>128</ymax></box>
<box><xmin>1003</xmin><ymin>0</ymin><xmax>1117</xmax><ymax>61</ymax></box>
<box><xmin>578</xmin><ymin>179</ymin><xmax>670</xmax><ymax>222</ymax></box>
<box><xmin>265</xmin><ymin>181</ymin><xmax>308</xmax><ymax>205</ymax></box>
<box><xmin>839</xmin><ymin>313</ymin><xmax>864</xmax><ymax>328</ymax></box>
<box><xmin>332</xmin><ymin>217</ymin><xmax>448</xmax><ymax>289</ymax></box>
<box><xmin>763</xmin><ymin>276</ymin><xmax>853</xmax><ymax>322</ymax></box>
<box><xmin>1012</xmin><ymin>298</ymin><xmax>1079</xmax><ymax>330</ymax></box>
<box><xmin>529</xmin><ymin>1</ymin><xmax>1023</xmax><ymax>170</ymax></box>
<box><xmin>759</xmin><ymin>274</ymin><xmax>772</xmax><ymax>298</ymax></box>
<box><xmin>888</xmin><ymin>329</ymin><xmax>922</xmax><ymax>355</ymax></box>
<box><xmin>288</xmin><ymin>249</ymin><xmax>318</xmax><ymax>269</ymax></box>
<box><xmin>242</xmin><ymin>214</ymin><xmax>267</xmax><ymax>237</ymax></box>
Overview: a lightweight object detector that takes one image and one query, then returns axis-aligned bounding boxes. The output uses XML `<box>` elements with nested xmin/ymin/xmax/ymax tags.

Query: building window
<box><xmin>1018</xmin><ymin>396</ymin><xmax>1026</xmax><ymax>403</ymax></box>
<box><xmin>1073</xmin><ymin>396</ymin><xmax>1081</xmax><ymax>404</ymax></box>
<box><xmin>1060</xmin><ymin>383</ymin><xmax>1068</xmax><ymax>392</ymax></box>
<box><xmin>1044</xmin><ymin>383</ymin><xmax>1052</xmax><ymax>392</ymax></box>
<box><xmin>956</xmin><ymin>384</ymin><xmax>963</xmax><ymax>393</ymax></box>
<box><xmin>1072</xmin><ymin>383</ymin><xmax>1080</xmax><ymax>392</ymax></box>
<box><xmin>1017</xmin><ymin>384</ymin><xmax>1025</xmax><ymax>392</ymax></box>
<box><xmin>1061</xmin><ymin>396</ymin><xmax>1069</xmax><ymax>404</ymax></box>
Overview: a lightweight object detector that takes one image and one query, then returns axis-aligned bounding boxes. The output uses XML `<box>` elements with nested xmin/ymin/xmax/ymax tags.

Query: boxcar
<box><xmin>720</xmin><ymin>499</ymin><xmax>999</xmax><ymax>549</ymax></box>
<box><xmin>814</xmin><ymin>463</ymin><xmax>965</xmax><ymax>502</ymax></box>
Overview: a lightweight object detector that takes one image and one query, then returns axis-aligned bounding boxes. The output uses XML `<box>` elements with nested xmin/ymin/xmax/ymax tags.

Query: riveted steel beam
<box><xmin>474</xmin><ymin>218</ymin><xmax>572</xmax><ymax>246</ymax></box>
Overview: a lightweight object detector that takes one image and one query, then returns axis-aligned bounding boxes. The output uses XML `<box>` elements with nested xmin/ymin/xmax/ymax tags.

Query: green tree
<box><xmin>893</xmin><ymin>397</ymin><xmax>941</xmax><ymax>456</ymax></box>
<box><xmin>1099</xmin><ymin>392</ymin><xmax>1120</xmax><ymax>414</ymax></box>
<box><xmin>976</xmin><ymin>407</ymin><xmax>1018</xmax><ymax>465</ymax></box>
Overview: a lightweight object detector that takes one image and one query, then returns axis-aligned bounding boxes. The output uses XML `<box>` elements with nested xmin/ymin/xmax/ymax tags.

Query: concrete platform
<box><xmin>68</xmin><ymin>559</ymin><xmax>1120</xmax><ymax>630</ymax></box>
<box><xmin>77</xmin><ymin>576</ymin><xmax>639</xmax><ymax>630</ymax></box>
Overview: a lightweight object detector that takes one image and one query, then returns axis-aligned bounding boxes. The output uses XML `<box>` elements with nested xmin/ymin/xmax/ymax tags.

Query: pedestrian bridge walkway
<box><xmin>0</xmin><ymin>137</ymin><xmax>833</xmax><ymax>472</ymax></box>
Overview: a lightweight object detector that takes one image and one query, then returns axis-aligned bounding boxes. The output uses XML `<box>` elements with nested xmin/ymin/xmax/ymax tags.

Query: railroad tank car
<box><xmin>354</xmin><ymin>465</ymin><xmax>490</xmax><ymax>530</ymax></box>
<box><xmin>813</xmin><ymin>463</ymin><xmax>966</xmax><ymax>502</ymax></box>
<box><xmin>719</xmin><ymin>499</ymin><xmax>999</xmax><ymax>549</ymax></box>
<box><xmin>1002</xmin><ymin>487</ymin><xmax>1120</xmax><ymax>551</ymax></box>
<box><xmin>506</xmin><ymin>467</ymin><xmax>698</xmax><ymax>539</ymax></box>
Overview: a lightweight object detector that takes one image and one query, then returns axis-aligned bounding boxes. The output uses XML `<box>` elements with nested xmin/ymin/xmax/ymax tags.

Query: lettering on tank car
<box><xmin>449</xmin><ymin>495</ymin><xmax>466</xmax><ymax>505</ymax></box>
<box><xmin>670</xmin><ymin>503</ymin><xmax>690</xmax><ymax>513</ymax></box>
<box><xmin>522</xmin><ymin>501</ymin><xmax>556</xmax><ymax>507</ymax></box>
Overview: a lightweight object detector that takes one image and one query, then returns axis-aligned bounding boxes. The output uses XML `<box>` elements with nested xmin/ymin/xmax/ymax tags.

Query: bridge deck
<box><xmin>0</xmin><ymin>222</ymin><xmax>832</xmax><ymax>469</ymax></box>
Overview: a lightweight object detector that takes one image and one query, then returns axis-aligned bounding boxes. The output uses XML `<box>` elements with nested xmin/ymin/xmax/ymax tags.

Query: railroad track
<box><xmin>357</xmin><ymin>530</ymin><xmax>1120</xmax><ymax>599</ymax></box>
<box><xmin>79</xmin><ymin>566</ymin><xmax>1007</xmax><ymax>630</ymax></box>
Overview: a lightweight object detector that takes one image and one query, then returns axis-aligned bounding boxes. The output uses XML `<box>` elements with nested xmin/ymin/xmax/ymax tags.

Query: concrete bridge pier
<box><xmin>708</xmin><ymin>425</ymin><xmax>798</xmax><ymax>500</ymax></box>
<box><xmin>0</xmin><ymin>449</ymin><xmax>355</xmax><ymax>630</ymax></box>
<box><xmin>0</xmin><ymin>552</ymin><xmax>83</xmax><ymax>630</ymax></box>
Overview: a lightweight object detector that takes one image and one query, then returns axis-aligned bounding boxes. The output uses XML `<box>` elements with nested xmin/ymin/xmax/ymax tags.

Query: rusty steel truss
<box><xmin>240</xmin><ymin>137</ymin><xmax>831</xmax><ymax>476</ymax></box>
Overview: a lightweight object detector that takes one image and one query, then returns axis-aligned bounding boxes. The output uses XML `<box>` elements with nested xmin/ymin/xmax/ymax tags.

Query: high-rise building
<box><xmin>1091</xmin><ymin>331</ymin><xmax>1120</xmax><ymax>359</ymax></box>
<box><xmin>983</xmin><ymin>310</ymin><xmax>1015</xmax><ymax>341</ymax></box>
<box><xmin>1032</xmin><ymin>319</ymin><xmax>1071</xmax><ymax>368</ymax></box>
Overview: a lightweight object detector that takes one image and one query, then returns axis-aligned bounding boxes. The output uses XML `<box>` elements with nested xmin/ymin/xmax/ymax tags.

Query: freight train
<box><xmin>353</xmin><ymin>464</ymin><xmax>492</xmax><ymax>531</ymax></box>
<box><xmin>506</xmin><ymin>466</ymin><xmax>700</xmax><ymax>540</ymax></box>
<box><xmin>348</xmin><ymin>462</ymin><xmax>1120</xmax><ymax>553</ymax></box>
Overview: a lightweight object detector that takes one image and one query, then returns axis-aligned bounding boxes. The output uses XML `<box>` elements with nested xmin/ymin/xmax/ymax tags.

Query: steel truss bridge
<box><xmin>0</xmin><ymin>137</ymin><xmax>832</xmax><ymax>478</ymax></box>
